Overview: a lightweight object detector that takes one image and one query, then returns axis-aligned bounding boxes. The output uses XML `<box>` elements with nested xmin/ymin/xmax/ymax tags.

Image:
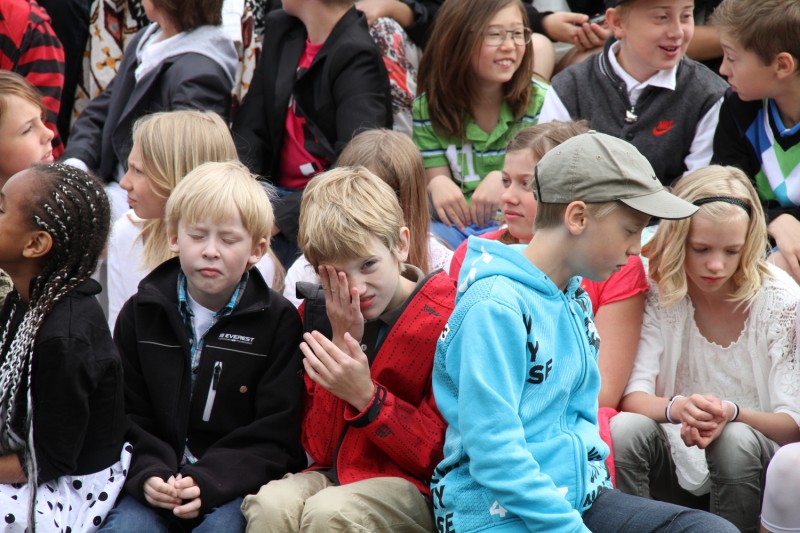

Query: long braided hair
<box><xmin>0</xmin><ymin>163</ymin><xmax>110</xmax><ymax>527</ymax></box>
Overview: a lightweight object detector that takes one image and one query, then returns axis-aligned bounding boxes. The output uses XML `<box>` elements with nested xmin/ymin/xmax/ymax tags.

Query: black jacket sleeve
<box><xmin>398</xmin><ymin>0</ymin><xmax>442</xmax><ymax>48</ymax></box>
<box><xmin>114</xmin><ymin>298</ymin><xmax>181</xmax><ymax>500</ymax></box>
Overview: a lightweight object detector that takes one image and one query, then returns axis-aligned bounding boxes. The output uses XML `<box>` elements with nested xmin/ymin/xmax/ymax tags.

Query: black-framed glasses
<box><xmin>483</xmin><ymin>27</ymin><xmax>532</xmax><ymax>47</ymax></box>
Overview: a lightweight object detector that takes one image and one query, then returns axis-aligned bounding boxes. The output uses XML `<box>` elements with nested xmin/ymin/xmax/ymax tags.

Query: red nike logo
<box><xmin>653</xmin><ymin>120</ymin><xmax>674</xmax><ymax>136</ymax></box>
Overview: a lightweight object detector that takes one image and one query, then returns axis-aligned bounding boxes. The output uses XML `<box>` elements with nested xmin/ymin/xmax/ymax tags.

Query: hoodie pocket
<box><xmin>202</xmin><ymin>361</ymin><xmax>223</xmax><ymax>422</ymax></box>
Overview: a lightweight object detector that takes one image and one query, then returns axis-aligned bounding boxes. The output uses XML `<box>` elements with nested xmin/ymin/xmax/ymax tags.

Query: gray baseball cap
<box><xmin>533</xmin><ymin>131</ymin><xmax>698</xmax><ymax>220</ymax></box>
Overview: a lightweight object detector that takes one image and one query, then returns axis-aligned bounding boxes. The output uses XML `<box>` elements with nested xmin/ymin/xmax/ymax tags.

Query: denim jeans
<box><xmin>100</xmin><ymin>494</ymin><xmax>246</xmax><ymax>532</ymax></box>
<box><xmin>583</xmin><ymin>489</ymin><xmax>737</xmax><ymax>532</ymax></box>
<box><xmin>611</xmin><ymin>412</ymin><xmax>778</xmax><ymax>533</ymax></box>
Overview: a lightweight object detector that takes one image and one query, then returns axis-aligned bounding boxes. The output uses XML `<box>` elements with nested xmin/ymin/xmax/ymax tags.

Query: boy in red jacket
<box><xmin>241</xmin><ymin>166</ymin><xmax>455</xmax><ymax>532</ymax></box>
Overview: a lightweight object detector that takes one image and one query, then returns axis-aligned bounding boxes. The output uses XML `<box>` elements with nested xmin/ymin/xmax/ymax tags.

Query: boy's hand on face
<box><xmin>319</xmin><ymin>265</ymin><xmax>365</xmax><ymax>346</ymax></box>
<box><xmin>172</xmin><ymin>474</ymin><xmax>202</xmax><ymax>519</ymax></box>
<box><xmin>470</xmin><ymin>170</ymin><xmax>503</xmax><ymax>228</ymax></box>
<box><xmin>301</xmin><ymin>331</ymin><xmax>376</xmax><ymax>412</ymax></box>
<box><xmin>144</xmin><ymin>475</ymin><xmax>182</xmax><ymax>510</ymax></box>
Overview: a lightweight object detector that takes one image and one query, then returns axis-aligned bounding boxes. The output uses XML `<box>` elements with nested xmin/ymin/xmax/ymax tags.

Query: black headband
<box><xmin>692</xmin><ymin>196</ymin><xmax>752</xmax><ymax>217</ymax></box>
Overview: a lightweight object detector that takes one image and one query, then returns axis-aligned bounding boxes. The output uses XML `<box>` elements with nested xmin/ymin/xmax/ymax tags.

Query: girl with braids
<box><xmin>0</xmin><ymin>163</ymin><xmax>129</xmax><ymax>531</ymax></box>
<box><xmin>106</xmin><ymin>110</ymin><xmax>282</xmax><ymax>329</ymax></box>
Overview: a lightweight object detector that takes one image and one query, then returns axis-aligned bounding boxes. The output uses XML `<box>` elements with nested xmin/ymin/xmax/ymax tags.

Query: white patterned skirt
<box><xmin>0</xmin><ymin>443</ymin><xmax>131</xmax><ymax>532</ymax></box>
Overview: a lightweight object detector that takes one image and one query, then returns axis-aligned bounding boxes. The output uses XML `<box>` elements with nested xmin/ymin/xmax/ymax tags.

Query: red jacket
<box><xmin>301</xmin><ymin>270</ymin><xmax>455</xmax><ymax>497</ymax></box>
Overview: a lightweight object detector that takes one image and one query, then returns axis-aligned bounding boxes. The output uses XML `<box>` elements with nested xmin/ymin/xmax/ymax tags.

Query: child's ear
<box><xmin>605</xmin><ymin>7</ymin><xmax>625</xmax><ymax>40</ymax></box>
<box><xmin>775</xmin><ymin>52</ymin><xmax>797</xmax><ymax>80</ymax></box>
<box><xmin>22</xmin><ymin>230</ymin><xmax>53</xmax><ymax>259</ymax></box>
<box><xmin>395</xmin><ymin>227</ymin><xmax>411</xmax><ymax>263</ymax></box>
<box><xmin>248</xmin><ymin>237</ymin><xmax>268</xmax><ymax>267</ymax></box>
<box><xmin>564</xmin><ymin>201</ymin><xmax>588</xmax><ymax>236</ymax></box>
<box><xmin>168</xmin><ymin>232</ymin><xmax>180</xmax><ymax>254</ymax></box>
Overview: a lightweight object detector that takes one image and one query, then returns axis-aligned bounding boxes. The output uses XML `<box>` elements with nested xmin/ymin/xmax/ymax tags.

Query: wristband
<box><xmin>665</xmin><ymin>395</ymin><xmax>683</xmax><ymax>424</ymax></box>
<box><xmin>722</xmin><ymin>400</ymin><xmax>740</xmax><ymax>422</ymax></box>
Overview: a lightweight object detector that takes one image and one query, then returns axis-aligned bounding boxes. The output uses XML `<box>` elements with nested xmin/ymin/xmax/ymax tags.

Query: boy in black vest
<box><xmin>539</xmin><ymin>0</ymin><xmax>727</xmax><ymax>186</ymax></box>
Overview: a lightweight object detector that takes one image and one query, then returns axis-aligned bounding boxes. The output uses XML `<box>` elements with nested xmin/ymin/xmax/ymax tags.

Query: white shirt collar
<box><xmin>608</xmin><ymin>41</ymin><xmax>678</xmax><ymax>105</ymax></box>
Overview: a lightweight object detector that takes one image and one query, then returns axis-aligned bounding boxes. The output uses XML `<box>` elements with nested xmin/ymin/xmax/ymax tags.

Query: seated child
<box><xmin>283</xmin><ymin>128</ymin><xmax>453</xmax><ymax>307</ymax></box>
<box><xmin>63</xmin><ymin>0</ymin><xmax>237</xmax><ymax>220</ymax></box>
<box><xmin>0</xmin><ymin>71</ymin><xmax>55</xmax><ymax>305</ymax></box>
<box><xmin>232</xmin><ymin>0</ymin><xmax>392</xmax><ymax>267</ymax></box>
<box><xmin>611</xmin><ymin>165</ymin><xmax>800</xmax><ymax>532</ymax></box>
<box><xmin>539</xmin><ymin>0</ymin><xmax>728</xmax><ymax>186</ymax></box>
<box><xmin>106</xmin><ymin>110</ymin><xmax>281</xmax><ymax>329</ymax></box>
<box><xmin>241</xmin><ymin>166</ymin><xmax>455</xmax><ymax>531</ymax></box>
<box><xmin>710</xmin><ymin>0</ymin><xmax>800</xmax><ymax>282</ymax></box>
<box><xmin>431</xmin><ymin>131</ymin><xmax>736</xmax><ymax>531</ymax></box>
<box><xmin>449</xmin><ymin>121</ymin><xmax>648</xmax><ymax>410</ymax></box>
<box><xmin>0</xmin><ymin>163</ymin><xmax>128</xmax><ymax>532</ymax></box>
<box><xmin>0</xmin><ymin>0</ymin><xmax>64</xmax><ymax>156</ymax></box>
<box><xmin>104</xmin><ymin>161</ymin><xmax>306</xmax><ymax>531</ymax></box>
<box><xmin>413</xmin><ymin>0</ymin><xmax>548</xmax><ymax>248</ymax></box>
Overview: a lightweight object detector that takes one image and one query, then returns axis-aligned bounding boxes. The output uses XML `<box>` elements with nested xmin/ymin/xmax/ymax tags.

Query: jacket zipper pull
<box><xmin>202</xmin><ymin>361</ymin><xmax>223</xmax><ymax>422</ymax></box>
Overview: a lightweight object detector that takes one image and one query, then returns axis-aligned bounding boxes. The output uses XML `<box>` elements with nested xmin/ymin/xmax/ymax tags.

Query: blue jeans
<box><xmin>582</xmin><ymin>489</ymin><xmax>737</xmax><ymax>532</ymax></box>
<box><xmin>100</xmin><ymin>494</ymin><xmax>246</xmax><ymax>532</ymax></box>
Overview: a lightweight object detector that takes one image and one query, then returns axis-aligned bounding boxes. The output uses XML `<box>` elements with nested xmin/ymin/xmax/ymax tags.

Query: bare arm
<box><xmin>0</xmin><ymin>454</ymin><xmax>25</xmax><ymax>484</ymax></box>
<box><xmin>596</xmin><ymin>292</ymin><xmax>645</xmax><ymax>409</ymax></box>
<box><xmin>738</xmin><ymin>409</ymin><xmax>800</xmax><ymax>446</ymax></box>
<box><xmin>686</xmin><ymin>25</ymin><xmax>722</xmax><ymax>62</ymax></box>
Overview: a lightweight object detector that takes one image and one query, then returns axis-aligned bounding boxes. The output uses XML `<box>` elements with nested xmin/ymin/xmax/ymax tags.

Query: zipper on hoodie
<box><xmin>202</xmin><ymin>361</ymin><xmax>223</xmax><ymax>422</ymax></box>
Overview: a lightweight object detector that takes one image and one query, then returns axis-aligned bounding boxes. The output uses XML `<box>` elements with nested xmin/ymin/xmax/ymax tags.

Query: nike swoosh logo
<box><xmin>653</xmin><ymin>123</ymin><xmax>673</xmax><ymax>136</ymax></box>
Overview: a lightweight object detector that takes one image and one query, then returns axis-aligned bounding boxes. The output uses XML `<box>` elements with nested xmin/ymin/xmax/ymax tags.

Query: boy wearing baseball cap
<box><xmin>430</xmin><ymin>131</ymin><xmax>736</xmax><ymax>532</ymax></box>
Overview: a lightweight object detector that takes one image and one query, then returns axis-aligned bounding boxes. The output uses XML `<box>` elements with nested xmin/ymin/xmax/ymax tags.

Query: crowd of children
<box><xmin>1</xmin><ymin>0</ymin><xmax>799</xmax><ymax>531</ymax></box>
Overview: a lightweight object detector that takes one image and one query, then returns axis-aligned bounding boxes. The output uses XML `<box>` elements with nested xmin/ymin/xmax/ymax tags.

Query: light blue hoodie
<box><xmin>431</xmin><ymin>238</ymin><xmax>611</xmax><ymax>533</ymax></box>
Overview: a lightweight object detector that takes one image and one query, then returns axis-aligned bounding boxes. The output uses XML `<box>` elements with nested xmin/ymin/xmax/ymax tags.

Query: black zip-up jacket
<box><xmin>114</xmin><ymin>258</ymin><xmax>306</xmax><ymax>513</ymax></box>
<box><xmin>232</xmin><ymin>7</ymin><xmax>392</xmax><ymax>243</ymax></box>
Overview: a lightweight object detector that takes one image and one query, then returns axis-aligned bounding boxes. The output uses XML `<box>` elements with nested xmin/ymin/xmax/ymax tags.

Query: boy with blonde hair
<box><xmin>710</xmin><ymin>0</ymin><xmax>800</xmax><ymax>283</ymax></box>
<box><xmin>431</xmin><ymin>131</ymin><xmax>736</xmax><ymax>532</ymax></box>
<box><xmin>241</xmin><ymin>166</ymin><xmax>456</xmax><ymax>532</ymax></box>
<box><xmin>105</xmin><ymin>161</ymin><xmax>306</xmax><ymax>531</ymax></box>
<box><xmin>539</xmin><ymin>0</ymin><xmax>728</xmax><ymax>186</ymax></box>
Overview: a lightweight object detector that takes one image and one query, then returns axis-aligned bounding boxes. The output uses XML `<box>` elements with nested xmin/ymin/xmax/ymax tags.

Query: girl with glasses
<box><xmin>412</xmin><ymin>0</ymin><xmax>548</xmax><ymax>249</ymax></box>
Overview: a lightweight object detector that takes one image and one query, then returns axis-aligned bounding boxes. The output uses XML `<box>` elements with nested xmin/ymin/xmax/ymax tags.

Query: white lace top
<box><xmin>625</xmin><ymin>264</ymin><xmax>800</xmax><ymax>493</ymax></box>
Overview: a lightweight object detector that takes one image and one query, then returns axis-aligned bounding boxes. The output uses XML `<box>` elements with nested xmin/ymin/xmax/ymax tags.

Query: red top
<box><xmin>278</xmin><ymin>39</ymin><xmax>329</xmax><ymax>189</ymax></box>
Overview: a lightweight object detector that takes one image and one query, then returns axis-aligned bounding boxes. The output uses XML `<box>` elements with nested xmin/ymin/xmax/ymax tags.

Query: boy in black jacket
<box><xmin>103</xmin><ymin>161</ymin><xmax>306</xmax><ymax>531</ymax></box>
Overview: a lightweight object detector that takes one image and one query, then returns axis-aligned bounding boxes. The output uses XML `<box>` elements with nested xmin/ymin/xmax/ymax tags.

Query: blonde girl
<box><xmin>611</xmin><ymin>165</ymin><xmax>800</xmax><ymax>532</ymax></box>
<box><xmin>412</xmin><ymin>0</ymin><xmax>548</xmax><ymax>248</ymax></box>
<box><xmin>107</xmin><ymin>110</ymin><xmax>282</xmax><ymax>328</ymax></box>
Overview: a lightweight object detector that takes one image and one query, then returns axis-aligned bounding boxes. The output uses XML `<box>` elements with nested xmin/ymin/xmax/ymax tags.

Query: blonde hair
<box><xmin>336</xmin><ymin>129</ymin><xmax>431</xmax><ymax>273</ymax></box>
<box><xmin>166</xmin><ymin>161</ymin><xmax>274</xmax><ymax>251</ymax></box>
<box><xmin>643</xmin><ymin>165</ymin><xmax>769</xmax><ymax>308</ymax></box>
<box><xmin>0</xmin><ymin>71</ymin><xmax>45</xmax><ymax>125</ymax></box>
<box><xmin>299</xmin><ymin>167</ymin><xmax>405</xmax><ymax>270</ymax></box>
<box><xmin>132</xmin><ymin>110</ymin><xmax>237</xmax><ymax>269</ymax></box>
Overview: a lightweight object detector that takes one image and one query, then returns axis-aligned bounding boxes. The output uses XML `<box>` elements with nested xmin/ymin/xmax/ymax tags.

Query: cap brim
<box><xmin>621</xmin><ymin>190</ymin><xmax>698</xmax><ymax>220</ymax></box>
